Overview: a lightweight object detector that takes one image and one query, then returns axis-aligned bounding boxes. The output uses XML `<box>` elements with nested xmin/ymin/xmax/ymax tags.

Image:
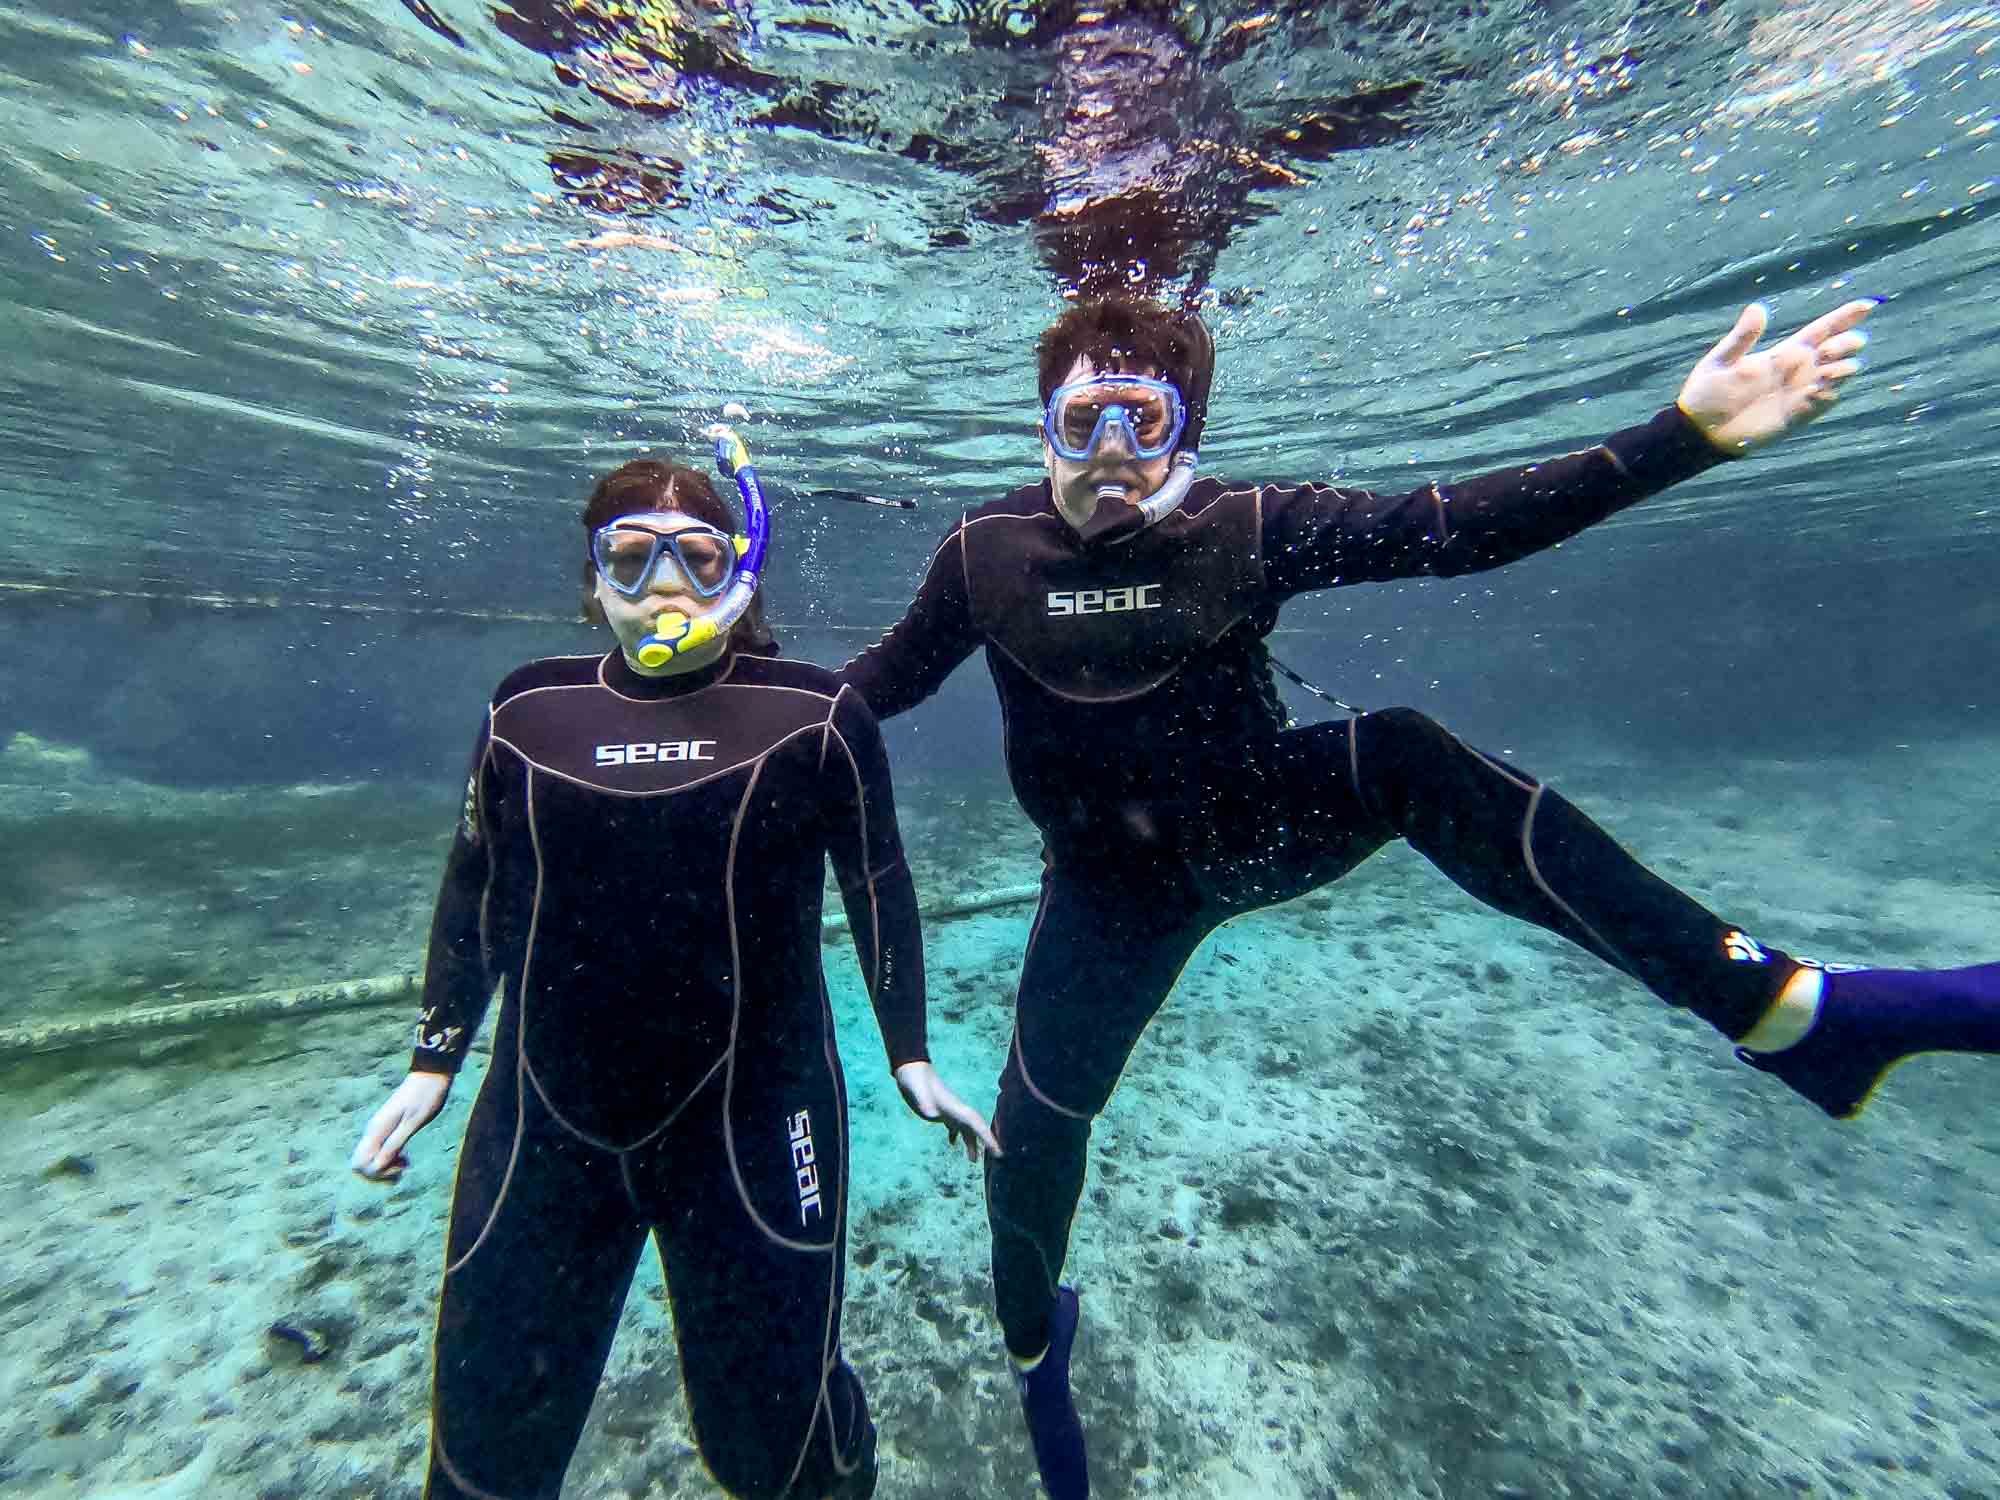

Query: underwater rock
<box><xmin>265</xmin><ymin>1322</ymin><xmax>330</xmax><ymax>1364</ymax></box>
<box><xmin>43</xmin><ymin>1153</ymin><xmax>96</xmax><ymax>1178</ymax></box>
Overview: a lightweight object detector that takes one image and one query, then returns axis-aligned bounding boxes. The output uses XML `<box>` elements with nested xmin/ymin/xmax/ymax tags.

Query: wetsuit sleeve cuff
<box><xmin>1608</xmin><ymin>404</ymin><xmax>1736</xmax><ymax>490</ymax></box>
<box><xmin>409</xmin><ymin>1050</ymin><xmax>465</xmax><ymax>1077</ymax></box>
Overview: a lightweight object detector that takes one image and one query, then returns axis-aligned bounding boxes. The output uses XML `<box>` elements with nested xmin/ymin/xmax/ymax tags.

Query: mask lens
<box><xmin>1058</xmin><ymin>395</ymin><xmax>1108</xmax><ymax>453</ymax></box>
<box><xmin>1109</xmin><ymin>386</ymin><xmax>1172</xmax><ymax>448</ymax></box>
<box><xmin>674</xmin><ymin>530</ymin><xmax>734</xmax><ymax>593</ymax></box>
<box><xmin>596</xmin><ymin>526</ymin><xmax>659</xmax><ymax>593</ymax></box>
<box><xmin>1049</xmin><ymin>378</ymin><xmax>1182</xmax><ymax>459</ymax></box>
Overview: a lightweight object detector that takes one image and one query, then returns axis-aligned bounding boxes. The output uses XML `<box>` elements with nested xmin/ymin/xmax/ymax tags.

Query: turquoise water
<box><xmin>3</xmin><ymin>1</ymin><xmax>1999</xmax><ymax>1496</ymax></box>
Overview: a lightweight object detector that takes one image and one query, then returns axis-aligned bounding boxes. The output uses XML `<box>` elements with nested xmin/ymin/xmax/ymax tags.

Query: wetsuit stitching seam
<box><xmin>723</xmin><ymin>759</ymin><xmax>837</xmax><ymax>1255</ymax></box>
<box><xmin>511</xmin><ymin>765</ymin><xmax>710</xmax><ymax>1154</ymax></box>
<box><xmin>1192</xmin><ymin>481</ymin><xmax>1257</xmax><ymax>517</ymax></box>
<box><xmin>1600</xmin><ymin>441</ymin><xmax>1629</xmax><ymax>476</ymax></box>
<box><xmin>986</xmin><ymin>1195</ymin><xmax>1063</xmax><ymax>1322</ymax></box>
<box><xmin>441</xmin><ymin>1027</ymin><xmax>528</xmax><ymax>1281</ymax></box>
<box><xmin>473</xmin><ymin>738</ymin><xmax>502</xmax><ymax>1019</ymax></box>
<box><xmin>1519</xmin><ymin>784</ymin><xmax>1625</xmax><ymax>967</ymax></box>
<box><xmin>986</xmin><ymin>635</ymin><xmax>1185</xmax><ymax>705</ymax></box>
<box><xmin>488</xmin><ymin>723</ymin><xmax>820</xmax><ymax>799</ymax></box>
<box><xmin>444</xmin><ymin>772</ymin><xmax>542</xmax><ymax>1279</ymax></box>
<box><xmin>617</xmin><ymin>1051</ymin><xmax>728</xmax><ymax>1153</ymax></box>
<box><xmin>800</xmin><ymin>1021</ymin><xmax>854</xmax><ymax>1493</ymax></box>
<box><xmin>433</xmin><ymin>1430</ymin><xmax>519</xmax><ymax>1500</ymax></box>
<box><xmin>825</xmin><ymin>722</ymin><xmax>883</xmax><ymax>995</ymax></box>
<box><xmin>519</xmin><ymin>1034</ymin><xmax>725</xmax><ymax>1155</ymax></box>
<box><xmin>1466</xmin><ymin>742</ymin><xmax>1540</xmax><ymax>794</ymax></box>
<box><xmin>1008</xmin><ymin>880</ymin><xmax>1093</xmax><ymax>1121</ymax></box>
<box><xmin>618</xmin><ymin>1150</ymin><xmax>643</xmax><ymax>1219</ymax></box>
<box><xmin>1012</xmin><ymin>1021</ymin><xmax>1093</xmax><ymax>1122</ymax></box>
<box><xmin>1430</xmin><ymin>481</ymin><xmax>1451</xmax><ymax>542</ymax></box>
<box><xmin>842</xmin><ymin>853</ymin><xmax>908</xmax><ymax>888</ymax></box>
<box><xmin>958</xmin><ymin>515</ymin><xmax>973</xmax><ymax>611</ymax></box>
<box><xmin>708</xmin><ymin>679</ymin><xmax>840</xmax><ymax>704</ymax></box>
<box><xmin>1252</xmin><ymin>484</ymin><xmax>1266</xmax><ymax>583</ymax></box>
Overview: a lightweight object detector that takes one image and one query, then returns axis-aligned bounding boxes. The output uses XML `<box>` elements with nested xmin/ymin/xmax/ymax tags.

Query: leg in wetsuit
<box><xmin>986</xmin><ymin>706</ymin><xmax>1798</xmax><ymax>1357</ymax></box>
<box><xmin>427</xmin><ymin>998</ymin><xmax>876</xmax><ymax>1500</ymax></box>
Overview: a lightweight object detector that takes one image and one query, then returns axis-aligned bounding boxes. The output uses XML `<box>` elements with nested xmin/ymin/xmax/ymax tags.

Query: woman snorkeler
<box><xmin>351</xmin><ymin>419</ymin><xmax>996</xmax><ymax>1500</ymax></box>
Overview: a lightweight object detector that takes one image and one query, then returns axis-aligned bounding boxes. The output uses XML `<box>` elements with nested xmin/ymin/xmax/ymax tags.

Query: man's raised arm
<box><xmin>1262</xmin><ymin>298</ymin><xmax>1876</xmax><ymax>597</ymax></box>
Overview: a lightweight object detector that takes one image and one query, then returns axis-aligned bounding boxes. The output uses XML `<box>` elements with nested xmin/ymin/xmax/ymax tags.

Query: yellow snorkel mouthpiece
<box><xmin>635</xmin><ymin>610</ymin><xmax>727</xmax><ymax>668</ymax></box>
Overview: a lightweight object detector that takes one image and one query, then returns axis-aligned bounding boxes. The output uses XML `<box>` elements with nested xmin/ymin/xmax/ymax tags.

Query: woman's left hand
<box><xmin>893</xmin><ymin>1061</ymin><xmax>1002</xmax><ymax>1163</ymax></box>
<box><xmin>1676</xmin><ymin>298</ymin><xmax>1876</xmax><ymax>454</ymax></box>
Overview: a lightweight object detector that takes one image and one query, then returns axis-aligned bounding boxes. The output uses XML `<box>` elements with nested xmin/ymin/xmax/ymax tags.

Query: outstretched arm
<box><xmin>1264</xmin><ymin>299</ymin><xmax>1879</xmax><ymax>597</ymax></box>
<box><xmin>1676</xmin><ymin>299</ymin><xmax>1876</xmax><ymax>454</ymax></box>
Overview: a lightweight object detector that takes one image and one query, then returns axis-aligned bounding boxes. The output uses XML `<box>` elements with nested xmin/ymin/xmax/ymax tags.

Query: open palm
<box><xmin>1677</xmin><ymin>299</ymin><xmax>1876</xmax><ymax>454</ymax></box>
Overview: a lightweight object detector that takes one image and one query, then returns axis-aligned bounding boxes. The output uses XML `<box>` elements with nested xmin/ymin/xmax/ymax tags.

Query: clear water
<box><xmin>3</xmin><ymin>1</ymin><xmax>1998</xmax><ymax>1496</ymax></box>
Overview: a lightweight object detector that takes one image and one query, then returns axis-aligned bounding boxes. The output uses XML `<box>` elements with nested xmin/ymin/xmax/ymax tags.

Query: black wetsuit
<box><xmin>838</xmin><ymin>406</ymin><xmax>1805</xmax><ymax>1359</ymax></box>
<box><xmin>410</xmin><ymin>646</ymin><xmax>922</xmax><ymax>1500</ymax></box>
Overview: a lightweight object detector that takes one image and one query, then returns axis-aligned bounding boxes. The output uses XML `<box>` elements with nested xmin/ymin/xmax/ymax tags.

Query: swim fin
<box><xmin>1016</xmin><ymin>1284</ymin><xmax>1089</xmax><ymax>1499</ymax></box>
<box><xmin>1737</xmin><ymin>962</ymin><xmax>2000</xmax><ymax>1118</ymax></box>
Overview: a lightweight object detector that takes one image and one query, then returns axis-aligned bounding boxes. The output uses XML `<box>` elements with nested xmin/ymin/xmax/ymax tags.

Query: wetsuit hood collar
<box><xmin>601</xmin><ymin>647</ymin><xmax>735</xmax><ymax>700</ymax></box>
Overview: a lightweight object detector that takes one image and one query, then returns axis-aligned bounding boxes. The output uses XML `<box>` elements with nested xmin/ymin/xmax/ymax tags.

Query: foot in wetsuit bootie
<box><xmin>1739</xmin><ymin>962</ymin><xmax>2000</xmax><ymax>1118</ymax></box>
<box><xmin>1015</xmin><ymin>1285</ymin><xmax>1088</xmax><ymax>1499</ymax></box>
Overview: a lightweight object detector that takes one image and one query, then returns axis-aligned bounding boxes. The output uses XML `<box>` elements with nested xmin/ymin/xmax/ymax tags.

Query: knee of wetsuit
<box><xmin>1361</xmin><ymin>704</ymin><xmax>1445</xmax><ymax>741</ymax></box>
<box><xmin>1356</xmin><ymin>705</ymin><xmax>1455</xmax><ymax>773</ymax></box>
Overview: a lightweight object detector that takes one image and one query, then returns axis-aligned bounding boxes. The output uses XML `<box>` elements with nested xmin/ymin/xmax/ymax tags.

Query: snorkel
<box><xmin>1135</xmin><ymin>447</ymin><xmax>1198</xmax><ymax>527</ymax></box>
<box><xmin>632</xmin><ymin>401</ymin><xmax>770</xmax><ymax>669</ymax></box>
<box><xmin>1135</xmin><ymin>309</ymin><xmax>1211</xmax><ymax>529</ymax></box>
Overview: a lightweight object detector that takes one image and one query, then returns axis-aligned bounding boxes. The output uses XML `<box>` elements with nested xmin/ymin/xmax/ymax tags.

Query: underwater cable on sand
<box><xmin>0</xmin><ymin>882</ymin><xmax>1041</xmax><ymax>1061</ymax></box>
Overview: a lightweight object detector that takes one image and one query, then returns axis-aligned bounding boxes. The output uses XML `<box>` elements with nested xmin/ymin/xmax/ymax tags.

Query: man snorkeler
<box><xmin>835</xmin><ymin>293</ymin><xmax>2000</xmax><ymax>1498</ymax></box>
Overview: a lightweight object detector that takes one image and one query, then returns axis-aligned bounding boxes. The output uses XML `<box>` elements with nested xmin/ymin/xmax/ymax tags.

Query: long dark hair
<box><xmin>578</xmin><ymin>457</ymin><xmax>777</xmax><ymax>652</ymax></box>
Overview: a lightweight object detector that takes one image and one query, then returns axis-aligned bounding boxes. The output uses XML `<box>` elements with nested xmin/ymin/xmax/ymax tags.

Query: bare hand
<box><xmin>893</xmin><ymin>1061</ymin><xmax>1002</xmax><ymax>1163</ymax></box>
<box><xmin>1676</xmin><ymin>298</ymin><xmax>1876</xmax><ymax>454</ymax></box>
<box><xmin>350</xmin><ymin>1071</ymin><xmax>451</xmax><ymax>1181</ymax></box>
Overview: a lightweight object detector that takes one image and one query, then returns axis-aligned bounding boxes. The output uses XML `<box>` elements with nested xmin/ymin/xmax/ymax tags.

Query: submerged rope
<box><xmin>0</xmin><ymin>881</ymin><xmax>1043</xmax><ymax>1062</ymax></box>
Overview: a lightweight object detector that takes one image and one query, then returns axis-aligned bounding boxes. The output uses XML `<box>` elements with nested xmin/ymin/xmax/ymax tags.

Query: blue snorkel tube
<box><xmin>633</xmin><ymin>401</ymin><xmax>771</xmax><ymax>669</ymax></box>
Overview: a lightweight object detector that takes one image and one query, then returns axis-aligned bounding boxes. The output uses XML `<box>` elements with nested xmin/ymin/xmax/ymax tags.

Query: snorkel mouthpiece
<box><xmin>635</xmin><ymin>610</ymin><xmax>695</xmax><ymax>668</ymax></box>
<box><xmin>631</xmin><ymin>400</ymin><xmax>769</xmax><ymax>667</ymax></box>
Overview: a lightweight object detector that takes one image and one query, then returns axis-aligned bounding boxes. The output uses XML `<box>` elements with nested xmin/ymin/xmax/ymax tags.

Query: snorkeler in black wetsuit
<box><xmin>837</xmin><ymin>295</ymin><xmax>2000</xmax><ymax>1500</ymax></box>
<box><xmin>352</xmin><ymin>440</ymin><xmax>996</xmax><ymax>1500</ymax></box>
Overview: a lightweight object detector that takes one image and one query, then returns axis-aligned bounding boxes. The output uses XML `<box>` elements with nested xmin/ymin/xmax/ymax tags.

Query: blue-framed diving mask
<box><xmin>591</xmin><ymin>519</ymin><xmax>745</xmax><ymax>600</ymax></box>
<box><xmin>1043</xmin><ymin>374</ymin><xmax>1187</xmax><ymax>463</ymax></box>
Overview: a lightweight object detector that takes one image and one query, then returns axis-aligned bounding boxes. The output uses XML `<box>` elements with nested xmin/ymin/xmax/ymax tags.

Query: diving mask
<box><xmin>592</xmin><ymin>520</ymin><xmax>745</xmax><ymax>600</ymax></box>
<box><xmin>1043</xmin><ymin>374</ymin><xmax>1187</xmax><ymax>463</ymax></box>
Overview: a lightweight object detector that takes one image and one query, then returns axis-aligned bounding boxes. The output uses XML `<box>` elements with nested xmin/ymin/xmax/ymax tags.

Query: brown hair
<box><xmin>579</xmin><ymin>457</ymin><xmax>776</xmax><ymax>651</ymax></box>
<box><xmin>1036</xmin><ymin>296</ymin><xmax>1216</xmax><ymax>450</ymax></box>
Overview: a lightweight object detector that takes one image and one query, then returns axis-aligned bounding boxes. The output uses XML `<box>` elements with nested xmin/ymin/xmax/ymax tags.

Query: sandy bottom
<box><xmin>4</xmin><ymin>734</ymin><xmax>2000</xmax><ymax>1499</ymax></box>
